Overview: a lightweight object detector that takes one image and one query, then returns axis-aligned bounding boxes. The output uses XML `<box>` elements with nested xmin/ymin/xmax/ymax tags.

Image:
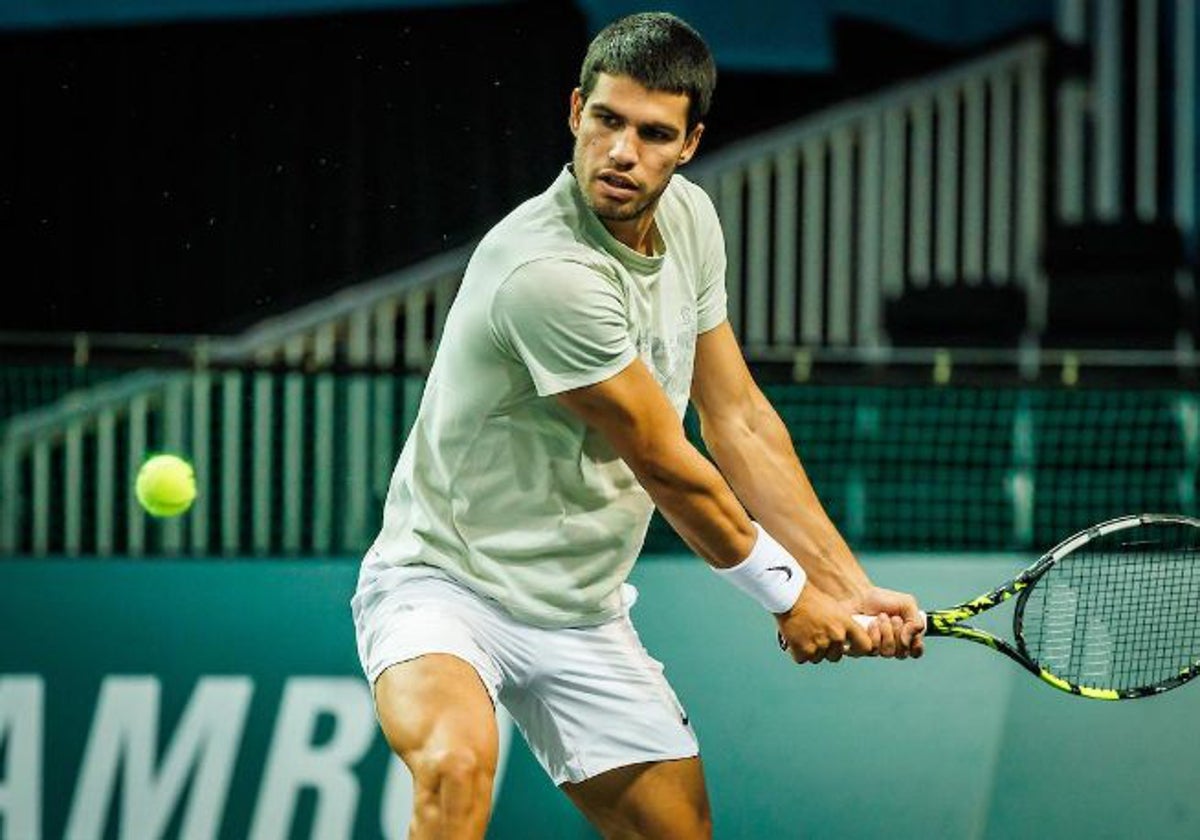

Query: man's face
<box><xmin>569</xmin><ymin>73</ymin><xmax>703</xmax><ymax>227</ymax></box>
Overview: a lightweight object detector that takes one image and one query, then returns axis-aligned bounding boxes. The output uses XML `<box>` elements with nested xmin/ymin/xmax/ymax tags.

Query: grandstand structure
<box><xmin>2</xmin><ymin>0</ymin><xmax>1198</xmax><ymax>558</ymax></box>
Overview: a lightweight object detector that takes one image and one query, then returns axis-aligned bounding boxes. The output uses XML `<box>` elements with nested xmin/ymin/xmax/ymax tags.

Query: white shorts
<box><xmin>351</xmin><ymin>559</ymin><xmax>699</xmax><ymax>785</ymax></box>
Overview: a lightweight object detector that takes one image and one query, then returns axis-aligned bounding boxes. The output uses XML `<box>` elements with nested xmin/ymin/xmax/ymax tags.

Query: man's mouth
<box><xmin>597</xmin><ymin>172</ymin><xmax>639</xmax><ymax>198</ymax></box>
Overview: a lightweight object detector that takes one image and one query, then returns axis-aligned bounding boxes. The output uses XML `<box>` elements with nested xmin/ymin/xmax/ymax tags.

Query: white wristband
<box><xmin>712</xmin><ymin>523</ymin><xmax>807</xmax><ymax>614</ymax></box>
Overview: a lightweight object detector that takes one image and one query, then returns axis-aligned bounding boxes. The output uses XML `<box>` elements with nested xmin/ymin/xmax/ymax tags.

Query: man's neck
<box><xmin>603</xmin><ymin>210</ymin><xmax>659</xmax><ymax>257</ymax></box>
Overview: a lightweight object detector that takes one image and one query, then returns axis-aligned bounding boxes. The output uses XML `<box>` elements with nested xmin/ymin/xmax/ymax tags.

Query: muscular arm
<box><xmin>555</xmin><ymin>356</ymin><xmax>757</xmax><ymax>568</ymax></box>
<box><xmin>555</xmin><ymin>351</ymin><xmax>876</xmax><ymax>662</ymax></box>
<box><xmin>688</xmin><ymin>322</ymin><xmax>923</xmax><ymax>656</ymax></box>
<box><xmin>689</xmin><ymin>322</ymin><xmax>869</xmax><ymax>599</ymax></box>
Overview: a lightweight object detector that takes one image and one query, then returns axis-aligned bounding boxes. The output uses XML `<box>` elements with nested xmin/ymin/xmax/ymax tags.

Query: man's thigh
<box><xmin>374</xmin><ymin>653</ymin><xmax>499</xmax><ymax>767</ymax></box>
<box><xmin>562</xmin><ymin>756</ymin><xmax>712</xmax><ymax>839</ymax></box>
<box><xmin>374</xmin><ymin>655</ymin><xmax>501</xmax><ymax>840</ymax></box>
<box><xmin>353</xmin><ymin>565</ymin><xmax>505</xmax><ymax>770</ymax></box>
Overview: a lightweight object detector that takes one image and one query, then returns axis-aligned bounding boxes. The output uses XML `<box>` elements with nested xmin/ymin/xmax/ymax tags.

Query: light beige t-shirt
<box><xmin>367</xmin><ymin>165</ymin><xmax>727</xmax><ymax>627</ymax></box>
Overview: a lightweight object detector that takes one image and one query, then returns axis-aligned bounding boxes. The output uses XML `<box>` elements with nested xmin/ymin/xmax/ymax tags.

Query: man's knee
<box><xmin>409</xmin><ymin>744</ymin><xmax>496</xmax><ymax>816</ymax></box>
<box><xmin>413</xmin><ymin>744</ymin><xmax>492</xmax><ymax>787</ymax></box>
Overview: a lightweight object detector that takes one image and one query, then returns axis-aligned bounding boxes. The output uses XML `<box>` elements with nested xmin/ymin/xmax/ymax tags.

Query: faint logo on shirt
<box><xmin>636</xmin><ymin>305</ymin><xmax>696</xmax><ymax>408</ymax></box>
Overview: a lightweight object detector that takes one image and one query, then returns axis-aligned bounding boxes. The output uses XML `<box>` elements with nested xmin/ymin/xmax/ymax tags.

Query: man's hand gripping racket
<box><xmin>779</xmin><ymin>513</ymin><xmax>1200</xmax><ymax>700</ymax></box>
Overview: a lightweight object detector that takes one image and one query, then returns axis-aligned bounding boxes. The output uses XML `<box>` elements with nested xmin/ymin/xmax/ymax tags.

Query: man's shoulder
<box><xmin>661</xmin><ymin>172</ymin><xmax>719</xmax><ymax>227</ymax></box>
<box><xmin>474</xmin><ymin>178</ymin><xmax>607</xmax><ymax>274</ymax></box>
<box><xmin>474</xmin><ymin>219</ymin><xmax>607</xmax><ymax>281</ymax></box>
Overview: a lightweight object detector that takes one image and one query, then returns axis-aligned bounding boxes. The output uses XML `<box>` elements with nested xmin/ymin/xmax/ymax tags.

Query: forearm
<box><xmin>626</xmin><ymin>437</ymin><xmax>757</xmax><ymax>568</ymax></box>
<box><xmin>702</xmin><ymin>395</ymin><xmax>870</xmax><ymax>599</ymax></box>
<box><xmin>552</xmin><ymin>355</ymin><xmax>766</xmax><ymax>575</ymax></box>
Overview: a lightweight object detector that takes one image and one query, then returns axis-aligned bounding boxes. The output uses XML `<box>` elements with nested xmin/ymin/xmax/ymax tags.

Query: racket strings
<box><xmin>1020</xmin><ymin>522</ymin><xmax>1200</xmax><ymax>691</ymax></box>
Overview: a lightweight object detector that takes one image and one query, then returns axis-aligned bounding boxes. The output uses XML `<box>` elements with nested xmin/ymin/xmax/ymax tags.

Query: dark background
<box><xmin>1</xmin><ymin>0</ymin><xmax>997</xmax><ymax>335</ymax></box>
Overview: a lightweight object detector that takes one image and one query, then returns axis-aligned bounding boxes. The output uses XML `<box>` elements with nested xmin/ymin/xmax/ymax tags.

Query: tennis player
<box><xmin>352</xmin><ymin>11</ymin><xmax>924</xmax><ymax>838</ymax></box>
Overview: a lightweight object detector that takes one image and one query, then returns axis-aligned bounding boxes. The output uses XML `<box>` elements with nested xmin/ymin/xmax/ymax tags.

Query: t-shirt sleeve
<box><xmin>489</xmin><ymin>259</ymin><xmax>636</xmax><ymax>396</ymax></box>
<box><xmin>694</xmin><ymin>188</ymin><xmax>728</xmax><ymax>333</ymax></box>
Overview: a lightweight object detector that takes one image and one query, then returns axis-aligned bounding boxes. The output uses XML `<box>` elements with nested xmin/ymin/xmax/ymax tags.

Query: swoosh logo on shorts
<box><xmin>766</xmin><ymin>565</ymin><xmax>793</xmax><ymax>582</ymax></box>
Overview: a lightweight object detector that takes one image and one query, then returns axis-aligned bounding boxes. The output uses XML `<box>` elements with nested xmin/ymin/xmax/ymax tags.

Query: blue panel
<box><xmin>0</xmin><ymin>0</ymin><xmax>513</xmax><ymax>30</ymax></box>
<box><xmin>831</xmin><ymin>0</ymin><xmax>1052</xmax><ymax>45</ymax></box>
<box><xmin>574</xmin><ymin>0</ymin><xmax>834</xmax><ymax>72</ymax></box>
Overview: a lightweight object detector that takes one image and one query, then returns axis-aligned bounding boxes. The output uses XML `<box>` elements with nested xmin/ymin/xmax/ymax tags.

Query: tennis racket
<box><xmin>780</xmin><ymin>513</ymin><xmax>1200</xmax><ymax>700</ymax></box>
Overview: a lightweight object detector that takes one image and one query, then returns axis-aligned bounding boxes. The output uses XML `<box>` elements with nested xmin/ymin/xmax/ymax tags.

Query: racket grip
<box><xmin>853</xmin><ymin>611</ymin><xmax>928</xmax><ymax>632</ymax></box>
<box><xmin>776</xmin><ymin>611</ymin><xmax>930</xmax><ymax>652</ymax></box>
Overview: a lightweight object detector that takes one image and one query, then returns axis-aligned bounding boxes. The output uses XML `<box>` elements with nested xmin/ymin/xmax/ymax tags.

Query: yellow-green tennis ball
<box><xmin>135</xmin><ymin>454</ymin><xmax>197</xmax><ymax>517</ymax></box>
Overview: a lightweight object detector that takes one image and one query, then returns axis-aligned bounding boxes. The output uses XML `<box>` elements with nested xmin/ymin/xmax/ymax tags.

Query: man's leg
<box><xmin>375</xmin><ymin>654</ymin><xmax>499</xmax><ymax>839</ymax></box>
<box><xmin>561</xmin><ymin>756</ymin><xmax>712</xmax><ymax>839</ymax></box>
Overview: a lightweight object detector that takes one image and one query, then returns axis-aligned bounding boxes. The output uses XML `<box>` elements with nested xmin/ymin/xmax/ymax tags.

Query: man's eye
<box><xmin>599</xmin><ymin>114</ymin><xmax>621</xmax><ymax>128</ymax></box>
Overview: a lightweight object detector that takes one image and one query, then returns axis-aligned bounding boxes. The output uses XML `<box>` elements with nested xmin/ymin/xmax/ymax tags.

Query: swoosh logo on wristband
<box><xmin>766</xmin><ymin>565</ymin><xmax>793</xmax><ymax>582</ymax></box>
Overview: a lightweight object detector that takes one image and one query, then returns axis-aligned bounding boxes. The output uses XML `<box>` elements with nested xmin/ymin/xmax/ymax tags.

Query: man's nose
<box><xmin>608</xmin><ymin>128</ymin><xmax>638</xmax><ymax>167</ymax></box>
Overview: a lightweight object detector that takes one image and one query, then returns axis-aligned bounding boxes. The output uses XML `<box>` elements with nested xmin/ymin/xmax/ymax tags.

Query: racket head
<box><xmin>1013</xmin><ymin>513</ymin><xmax>1200</xmax><ymax>699</ymax></box>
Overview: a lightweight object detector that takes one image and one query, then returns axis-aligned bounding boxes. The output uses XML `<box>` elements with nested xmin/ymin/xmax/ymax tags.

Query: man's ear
<box><xmin>569</xmin><ymin>88</ymin><xmax>584</xmax><ymax>135</ymax></box>
<box><xmin>678</xmin><ymin>122</ymin><xmax>705</xmax><ymax>165</ymax></box>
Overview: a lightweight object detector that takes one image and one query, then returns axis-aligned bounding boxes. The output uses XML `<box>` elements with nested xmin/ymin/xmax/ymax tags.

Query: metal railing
<box><xmin>5</xmin><ymin>363</ymin><xmax>1195</xmax><ymax>557</ymax></box>
<box><xmin>693</xmin><ymin>38</ymin><xmax>1047</xmax><ymax>349</ymax></box>
<box><xmin>1055</xmin><ymin>0</ymin><xmax>1196</xmax><ymax>239</ymax></box>
<box><xmin>1</xmin><ymin>368</ymin><xmax>419</xmax><ymax>556</ymax></box>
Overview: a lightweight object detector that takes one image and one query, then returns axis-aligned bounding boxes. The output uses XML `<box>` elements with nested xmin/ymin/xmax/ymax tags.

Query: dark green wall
<box><xmin>2</xmin><ymin>554</ymin><xmax>1197</xmax><ymax>838</ymax></box>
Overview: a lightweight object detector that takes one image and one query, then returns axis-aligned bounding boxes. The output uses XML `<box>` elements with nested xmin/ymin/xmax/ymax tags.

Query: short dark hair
<box><xmin>579</xmin><ymin>12</ymin><xmax>716</xmax><ymax>132</ymax></box>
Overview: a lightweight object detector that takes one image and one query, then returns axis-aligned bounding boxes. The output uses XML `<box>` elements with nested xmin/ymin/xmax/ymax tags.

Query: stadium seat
<box><xmin>883</xmin><ymin>283</ymin><xmax>1028</xmax><ymax>347</ymax></box>
<box><xmin>1041</xmin><ymin>221</ymin><xmax>1186</xmax><ymax>350</ymax></box>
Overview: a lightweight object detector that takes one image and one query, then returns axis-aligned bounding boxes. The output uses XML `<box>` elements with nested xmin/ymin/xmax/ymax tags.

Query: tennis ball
<box><xmin>135</xmin><ymin>453</ymin><xmax>197</xmax><ymax>517</ymax></box>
